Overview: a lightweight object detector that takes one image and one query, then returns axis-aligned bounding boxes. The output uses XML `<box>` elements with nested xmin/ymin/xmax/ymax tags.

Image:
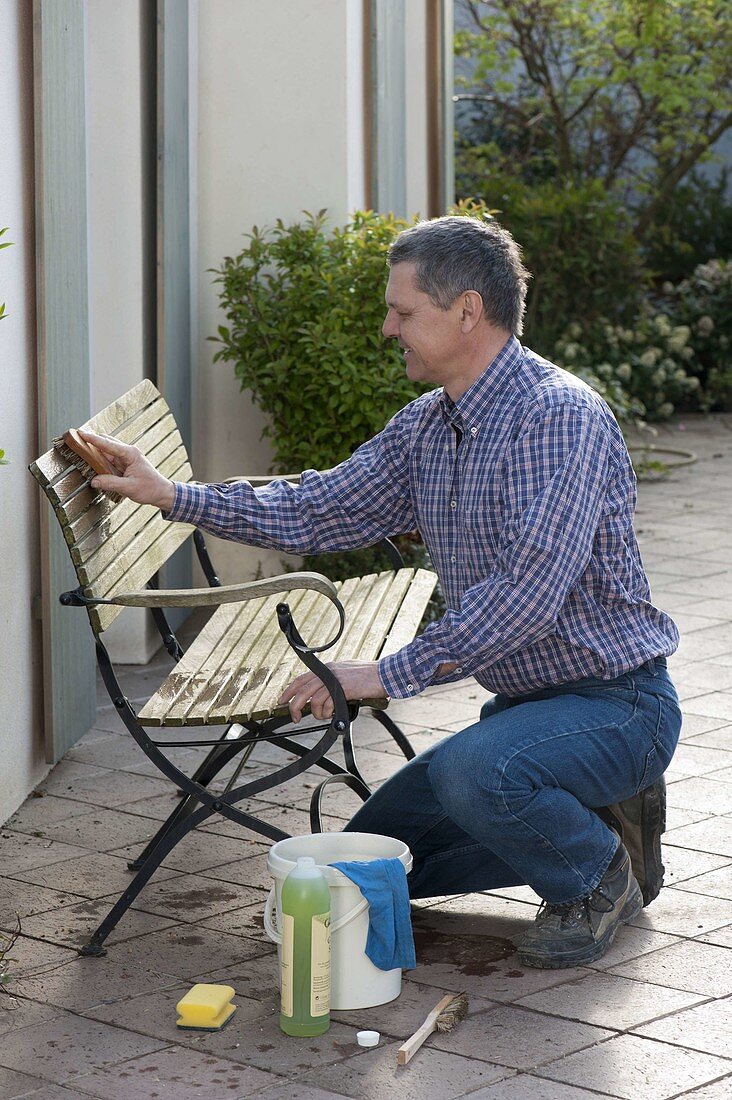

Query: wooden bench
<box><xmin>30</xmin><ymin>380</ymin><xmax>437</xmax><ymax>955</ymax></box>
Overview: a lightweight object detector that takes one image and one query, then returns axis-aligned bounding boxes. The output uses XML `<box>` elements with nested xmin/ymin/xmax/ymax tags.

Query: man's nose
<box><xmin>382</xmin><ymin>310</ymin><xmax>398</xmax><ymax>339</ymax></box>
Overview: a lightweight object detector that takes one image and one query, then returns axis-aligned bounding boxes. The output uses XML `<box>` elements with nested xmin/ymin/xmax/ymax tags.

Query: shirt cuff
<box><xmin>378</xmin><ymin>645</ymin><xmax>430</xmax><ymax>699</ymax></box>
<box><xmin>161</xmin><ymin>481</ymin><xmax>211</xmax><ymax>525</ymax></box>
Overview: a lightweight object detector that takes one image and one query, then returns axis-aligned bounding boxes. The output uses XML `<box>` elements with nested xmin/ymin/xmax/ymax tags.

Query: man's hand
<box><xmin>278</xmin><ymin>660</ymin><xmax>387</xmax><ymax>723</ymax></box>
<box><xmin>78</xmin><ymin>430</ymin><xmax>176</xmax><ymax>511</ymax></box>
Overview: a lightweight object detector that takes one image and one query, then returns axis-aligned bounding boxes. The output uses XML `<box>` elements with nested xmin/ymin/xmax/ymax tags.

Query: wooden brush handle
<box><xmin>397</xmin><ymin>993</ymin><xmax>454</xmax><ymax>1066</ymax></box>
<box><xmin>64</xmin><ymin>429</ymin><xmax>115</xmax><ymax>476</ymax></box>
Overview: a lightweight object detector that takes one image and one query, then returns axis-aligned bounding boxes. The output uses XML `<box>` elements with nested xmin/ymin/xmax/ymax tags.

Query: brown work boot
<box><xmin>599</xmin><ymin>776</ymin><xmax>666</xmax><ymax>906</ymax></box>
<box><xmin>517</xmin><ymin>843</ymin><xmax>642</xmax><ymax>969</ymax></box>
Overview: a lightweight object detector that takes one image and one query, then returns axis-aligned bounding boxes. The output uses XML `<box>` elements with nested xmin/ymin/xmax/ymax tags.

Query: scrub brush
<box><xmin>52</xmin><ymin>428</ymin><xmax>122</xmax><ymax>503</ymax></box>
<box><xmin>397</xmin><ymin>991</ymin><xmax>469</xmax><ymax>1065</ymax></box>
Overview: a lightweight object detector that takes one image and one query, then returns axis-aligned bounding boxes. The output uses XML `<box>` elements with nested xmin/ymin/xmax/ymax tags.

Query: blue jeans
<box><xmin>347</xmin><ymin>659</ymin><xmax>681</xmax><ymax>905</ymax></box>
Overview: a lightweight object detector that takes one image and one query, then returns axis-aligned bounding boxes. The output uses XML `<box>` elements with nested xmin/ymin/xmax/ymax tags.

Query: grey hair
<box><xmin>388</xmin><ymin>215</ymin><xmax>531</xmax><ymax>335</ymax></box>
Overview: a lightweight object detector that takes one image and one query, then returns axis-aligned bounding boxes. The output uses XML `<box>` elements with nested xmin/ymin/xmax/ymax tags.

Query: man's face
<box><xmin>382</xmin><ymin>262</ymin><xmax>463</xmax><ymax>389</ymax></box>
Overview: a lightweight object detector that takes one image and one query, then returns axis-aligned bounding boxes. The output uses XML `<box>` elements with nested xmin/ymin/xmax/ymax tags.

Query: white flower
<box><xmin>696</xmin><ymin>315</ymin><xmax>715</xmax><ymax>337</ymax></box>
<box><xmin>662</xmin><ymin>281</ymin><xmax>675</xmax><ymax>294</ymax></box>
<box><xmin>640</xmin><ymin>348</ymin><xmax>660</xmax><ymax>368</ymax></box>
<box><xmin>658</xmin><ymin>402</ymin><xmax>674</xmax><ymax>417</ymax></box>
<box><xmin>616</xmin><ymin>363</ymin><xmax>632</xmax><ymax>381</ymax></box>
<box><xmin>681</xmin><ymin>346</ymin><xmax>694</xmax><ymax>360</ymax></box>
<box><xmin>687</xmin><ymin>376</ymin><xmax>700</xmax><ymax>389</ymax></box>
<box><xmin>654</xmin><ymin>315</ymin><xmax>672</xmax><ymax>336</ymax></box>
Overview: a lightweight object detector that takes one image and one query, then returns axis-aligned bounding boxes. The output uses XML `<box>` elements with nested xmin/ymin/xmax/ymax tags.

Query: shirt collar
<box><xmin>439</xmin><ymin>335</ymin><xmax>523</xmax><ymax>432</ymax></box>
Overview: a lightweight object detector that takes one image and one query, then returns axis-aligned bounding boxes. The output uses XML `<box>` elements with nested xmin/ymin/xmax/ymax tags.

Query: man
<box><xmin>83</xmin><ymin>215</ymin><xmax>681</xmax><ymax>969</ymax></box>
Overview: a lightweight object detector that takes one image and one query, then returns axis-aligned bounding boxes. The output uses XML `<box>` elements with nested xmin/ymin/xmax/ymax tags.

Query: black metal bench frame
<box><xmin>61</xmin><ymin>529</ymin><xmax>416</xmax><ymax>957</ymax></box>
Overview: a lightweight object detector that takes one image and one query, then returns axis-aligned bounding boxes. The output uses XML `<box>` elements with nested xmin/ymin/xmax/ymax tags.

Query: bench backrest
<box><xmin>29</xmin><ymin>380</ymin><xmax>194</xmax><ymax>633</ymax></box>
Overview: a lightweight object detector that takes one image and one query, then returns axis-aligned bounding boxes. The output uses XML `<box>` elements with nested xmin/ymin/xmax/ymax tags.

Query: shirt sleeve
<box><xmin>163</xmin><ymin>407</ymin><xmax>416</xmax><ymax>553</ymax></box>
<box><xmin>378</xmin><ymin>398</ymin><xmax>612</xmax><ymax>698</ymax></box>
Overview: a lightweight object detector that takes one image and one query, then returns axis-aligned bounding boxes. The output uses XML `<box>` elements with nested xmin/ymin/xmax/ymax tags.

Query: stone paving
<box><xmin>2</xmin><ymin>413</ymin><xmax>732</xmax><ymax>1100</ymax></box>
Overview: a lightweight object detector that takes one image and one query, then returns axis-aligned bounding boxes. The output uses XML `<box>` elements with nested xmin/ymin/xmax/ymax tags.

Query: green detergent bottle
<box><xmin>279</xmin><ymin>855</ymin><xmax>331</xmax><ymax>1036</ymax></box>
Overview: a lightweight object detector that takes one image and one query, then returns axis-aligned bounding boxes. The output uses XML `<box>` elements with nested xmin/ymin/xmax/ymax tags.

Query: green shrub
<box><xmin>641</xmin><ymin>172</ymin><xmax>732</xmax><ymax>285</ymax></box>
<box><xmin>555</xmin><ymin>313</ymin><xmax>703</xmax><ymax>421</ymax></box>
<box><xmin>453</xmin><ymin>184</ymin><xmax>645</xmax><ymax>355</ymax></box>
<box><xmin>660</xmin><ymin>260</ymin><xmax>732</xmax><ymax>411</ymax></box>
<box><xmin>210</xmin><ymin>209</ymin><xmax>425</xmax><ymax>472</ymax></box>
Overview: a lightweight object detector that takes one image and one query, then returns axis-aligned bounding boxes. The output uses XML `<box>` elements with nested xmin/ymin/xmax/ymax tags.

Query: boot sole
<box><xmin>517</xmin><ymin>887</ymin><xmax>644</xmax><ymax>970</ymax></box>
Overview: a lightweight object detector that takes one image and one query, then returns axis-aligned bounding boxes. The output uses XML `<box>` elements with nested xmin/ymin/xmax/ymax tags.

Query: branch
<box><xmin>635</xmin><ymin>111</ymin><xmax>732</xmax><ymax>237</ymax></box>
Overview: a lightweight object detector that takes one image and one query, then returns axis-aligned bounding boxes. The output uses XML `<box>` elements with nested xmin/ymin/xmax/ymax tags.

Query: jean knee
<box><xmin>427</xmin><ymin>736</ymin><xmax>502</xmax><ymax>821</ymax></box>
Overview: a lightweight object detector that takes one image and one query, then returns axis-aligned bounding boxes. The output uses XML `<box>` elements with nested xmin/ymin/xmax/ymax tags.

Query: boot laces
<box><xmin>538</xmin><ymin>883</ymin><xmax>614</xmax><ymax>927</ymax></box>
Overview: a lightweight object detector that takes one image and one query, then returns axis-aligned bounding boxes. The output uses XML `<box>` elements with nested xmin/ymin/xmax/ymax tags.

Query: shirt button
<box><xmin>450</xmin><ymin>554</ymin><xmax>456</xmax><ymax>563</ymax></box>
<box><xmin>406</xmin><ymin>684</ymin><xmax>414</xmax><ymax>693</ymax></box>
<box><xmin>455</xmin><ymin>667</ymin><xmax>463</xmax><ymax>674</ymax></box>
<box><xmin>450</xmin><ymin>500</ymin><xmax>457</xmax><ymax>509</ymax></box>
<box><xmin>470</xmin><ymin>426</ymin><xmax>478</xmax><ymax>437</ymax></box>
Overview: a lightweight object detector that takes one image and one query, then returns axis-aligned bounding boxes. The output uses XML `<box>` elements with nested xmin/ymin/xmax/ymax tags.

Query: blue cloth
<box><xmin>329</xmin><ymin>857</ymin><xmax>416</xmax><ymax>971</ymax></box>
<box><xmin>164</xmin><ymin>334</ymin><xmax>678</xmax><ymax>699</ymax></box>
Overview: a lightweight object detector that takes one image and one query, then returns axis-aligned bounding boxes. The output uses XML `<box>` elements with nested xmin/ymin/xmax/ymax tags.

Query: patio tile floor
<box><xmin>1</xmin><ymin>414</ymin><xmax>731</xmax><ymax>1098</ymax></box>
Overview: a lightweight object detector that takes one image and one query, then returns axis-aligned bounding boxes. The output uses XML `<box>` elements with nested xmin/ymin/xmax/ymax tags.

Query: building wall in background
<box><xmin>194</xmin><ymin>0</ymin><xmax>431</xmax><ymax>584</ymax></box>
<box><xmin>0</xmin><ymin>0</ymin><xmax>47</xmax><ymax>823</ymax></box>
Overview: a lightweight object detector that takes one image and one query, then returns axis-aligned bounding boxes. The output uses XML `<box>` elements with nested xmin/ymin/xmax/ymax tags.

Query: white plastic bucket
<box><xmin>265</xmin><ymin>831</ymin><xmax>413</xmax><ymax>1010</ymax></box>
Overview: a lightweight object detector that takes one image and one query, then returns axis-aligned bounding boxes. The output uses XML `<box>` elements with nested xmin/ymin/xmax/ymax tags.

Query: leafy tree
<box><xmin>455</xmin><ymin>0</ymin><xmax>732</xmax><ymax>237</ymax></box>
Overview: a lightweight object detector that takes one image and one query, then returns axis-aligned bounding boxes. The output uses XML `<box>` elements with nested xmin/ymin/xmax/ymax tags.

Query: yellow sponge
<box><xmin>176</xmin><ymin>983</ymin><xmax>237</xmax><ymax>1030</ymax></box>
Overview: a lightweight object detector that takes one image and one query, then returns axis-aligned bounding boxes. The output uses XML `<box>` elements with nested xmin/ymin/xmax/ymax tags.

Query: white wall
<box><xmin>405</xmin><ymin>0</ymin><xmax>430</xmax><ymax>219</ymax></box>
<box><xmin>193</xmin><ymin>0</ymin><xmax>430</xmax><ymax>583</ymax></box>
<box><xmin>87</xmin><ymin>0</ymin><xmax>159</xmax><ymax>662</ymax></box>
<box><xmin>0</xmin><ymin>0</ymin><xmax>47</xmax><ymax>823</ymax></box>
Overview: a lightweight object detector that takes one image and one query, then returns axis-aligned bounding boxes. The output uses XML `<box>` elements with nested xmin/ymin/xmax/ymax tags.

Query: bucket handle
<box><xmin>263</xmin><ymin>886</ymin><xmax>368</xmax><ymax>944</ymax></box>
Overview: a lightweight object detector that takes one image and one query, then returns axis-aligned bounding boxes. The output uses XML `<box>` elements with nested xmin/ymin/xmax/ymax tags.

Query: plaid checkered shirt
<box><xmin>165</xmin><ymin>336</ymin><xmax>679</xmax><ymax>699</ymax></box>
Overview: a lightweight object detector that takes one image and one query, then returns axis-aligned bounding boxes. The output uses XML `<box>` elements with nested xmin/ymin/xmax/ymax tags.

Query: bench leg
<box><xmin>127</xmin><ymin>727</ymin><xmax>255</xmax><ymax>871</ymax></box>
<box><xmin>79</xmin><ymin>796</ymin><xmax>290</xmax><ymax>957</ymax></box>
<box><xmin>80</xmin><ymin>802</ymin><xmax>214</xmax><ymax>955</ymax></box>
<box><xmin>368</xmin><ymin>707</ymin><xmax>416</xmax><ymax>760</ymax></box>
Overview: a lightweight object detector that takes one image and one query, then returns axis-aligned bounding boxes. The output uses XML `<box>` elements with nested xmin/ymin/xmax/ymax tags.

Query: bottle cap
<box><xmin>357</xmin><ymin>1030</ymin><xmax>380</xmax><ymax>1047</ymax></box>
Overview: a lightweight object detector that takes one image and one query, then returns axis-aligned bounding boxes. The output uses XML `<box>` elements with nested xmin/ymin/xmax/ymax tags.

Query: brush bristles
<box><xmin>52</xmin><ymin>439</ymin><xmax>122</xmax><ymax>504</ymax></box>
<box><xmin>435</xmin><ymin>992</ymin><xmax>469</xmax><ymax>1033</ymax></box>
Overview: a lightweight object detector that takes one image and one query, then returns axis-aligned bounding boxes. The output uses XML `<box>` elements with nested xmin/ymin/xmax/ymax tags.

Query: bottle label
<box><xmin>310</xmin><ymin>911</ymin><xmax>331</xmax><ymax>1017</ymax></box>
<box><xmin>280</xmin><ymin>912</ymin><xmax>294</xmax><ymax>1017</ymax></box>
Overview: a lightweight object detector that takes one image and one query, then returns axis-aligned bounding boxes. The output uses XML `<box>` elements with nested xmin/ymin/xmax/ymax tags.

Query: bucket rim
<box><xmin>267</xmin><ymin>831</ymin><xmax>412</xmax><ymax>885</ymax></box>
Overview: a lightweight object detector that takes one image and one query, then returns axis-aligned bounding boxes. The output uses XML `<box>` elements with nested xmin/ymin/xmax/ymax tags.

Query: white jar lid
<box><xmin>356</xmin><ymin>1030</ymin><xmax>380</xmax><ymax>1048</ymax></box>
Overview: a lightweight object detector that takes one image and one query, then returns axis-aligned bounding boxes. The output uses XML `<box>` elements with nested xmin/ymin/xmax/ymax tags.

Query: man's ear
<box><xmin>459</xmin><ymin>290</ymin><xmax>484</xmax><ymax>333</ymax></box>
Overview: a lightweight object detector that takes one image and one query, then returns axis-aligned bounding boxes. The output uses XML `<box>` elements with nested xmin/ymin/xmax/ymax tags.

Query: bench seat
<box><xmin>138</xmin><ymin>567</ymin><xmax>436</xmax><ymax>726</ymax></box>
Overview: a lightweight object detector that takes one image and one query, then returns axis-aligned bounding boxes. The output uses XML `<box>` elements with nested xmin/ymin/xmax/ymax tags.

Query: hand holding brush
<box><xmin>397</xmin><ymin>991</ymin><xmax>469</xmax><ymax>1065</ymax></box>
<box><xmin>53</xmin><ymin>429</ymin><xmax>176</xmax><ymax>511</ymax></box>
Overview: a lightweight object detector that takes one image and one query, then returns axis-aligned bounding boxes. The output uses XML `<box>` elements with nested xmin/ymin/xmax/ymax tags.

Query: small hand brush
<box><xmin>52</xmin><ymin>428</ymin><xmax>122</xmax><ymax>503</ymax></box>
<box><xmin>397</xmin><ymin>991</ymin><xmax>469</xmax><ymax>1065</ymax></box>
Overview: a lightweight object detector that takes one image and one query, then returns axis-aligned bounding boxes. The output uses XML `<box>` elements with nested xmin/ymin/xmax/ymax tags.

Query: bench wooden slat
<box><xmin>143</xmin><ymin>593</ymin><xmax>286</xmax><ymax>726</ymax></box>
<box><xmin>378</xmin><ymin>568</ymin><xmax>437</xmax><ymax>659</ymax></box>
<box><xmin>37</xmin><ymin>400</ymin><xmax>183</xmax><ymax>525</ymax></box>
<box><xmin>201</xmin><ymin>586</ymin><xmax>321</xmax><ymax>725</ymax></box>
<box><xmin>30</xmin><ymin>380</ymin><xmax>161</xmax><ymax>485</ymax></box>
<box><xmin>351</xmin><ymin>569</ymin><xmax>415</xmax><ymax>662</ymax></box>
<box><xmin>67</xmin><ymin>451</ymin><xmax>191</xmax><ymax>548</ymax></box>
<box><xmin>246</xmin><ymin>583</ymin><xmax>352</xmax><ymax>721</ymax></box>
<box><xmin>33</xmin><ymin>386</ymin><xmax>169</xmax><ymax>496</ymax></box>
<box><xmin>136</xmin><ymin>568</ymin><xmax>438</xmax><ymax>727</ymax></box>
<box><xmin>88</xmin><ymin>522</ymin><xmax>194</xmax><ymax>633</ymax></box>
<box><xmin>75</xmin><ymin>440</ymin><xmax>188</xmax><ymax>577</ymax></box>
